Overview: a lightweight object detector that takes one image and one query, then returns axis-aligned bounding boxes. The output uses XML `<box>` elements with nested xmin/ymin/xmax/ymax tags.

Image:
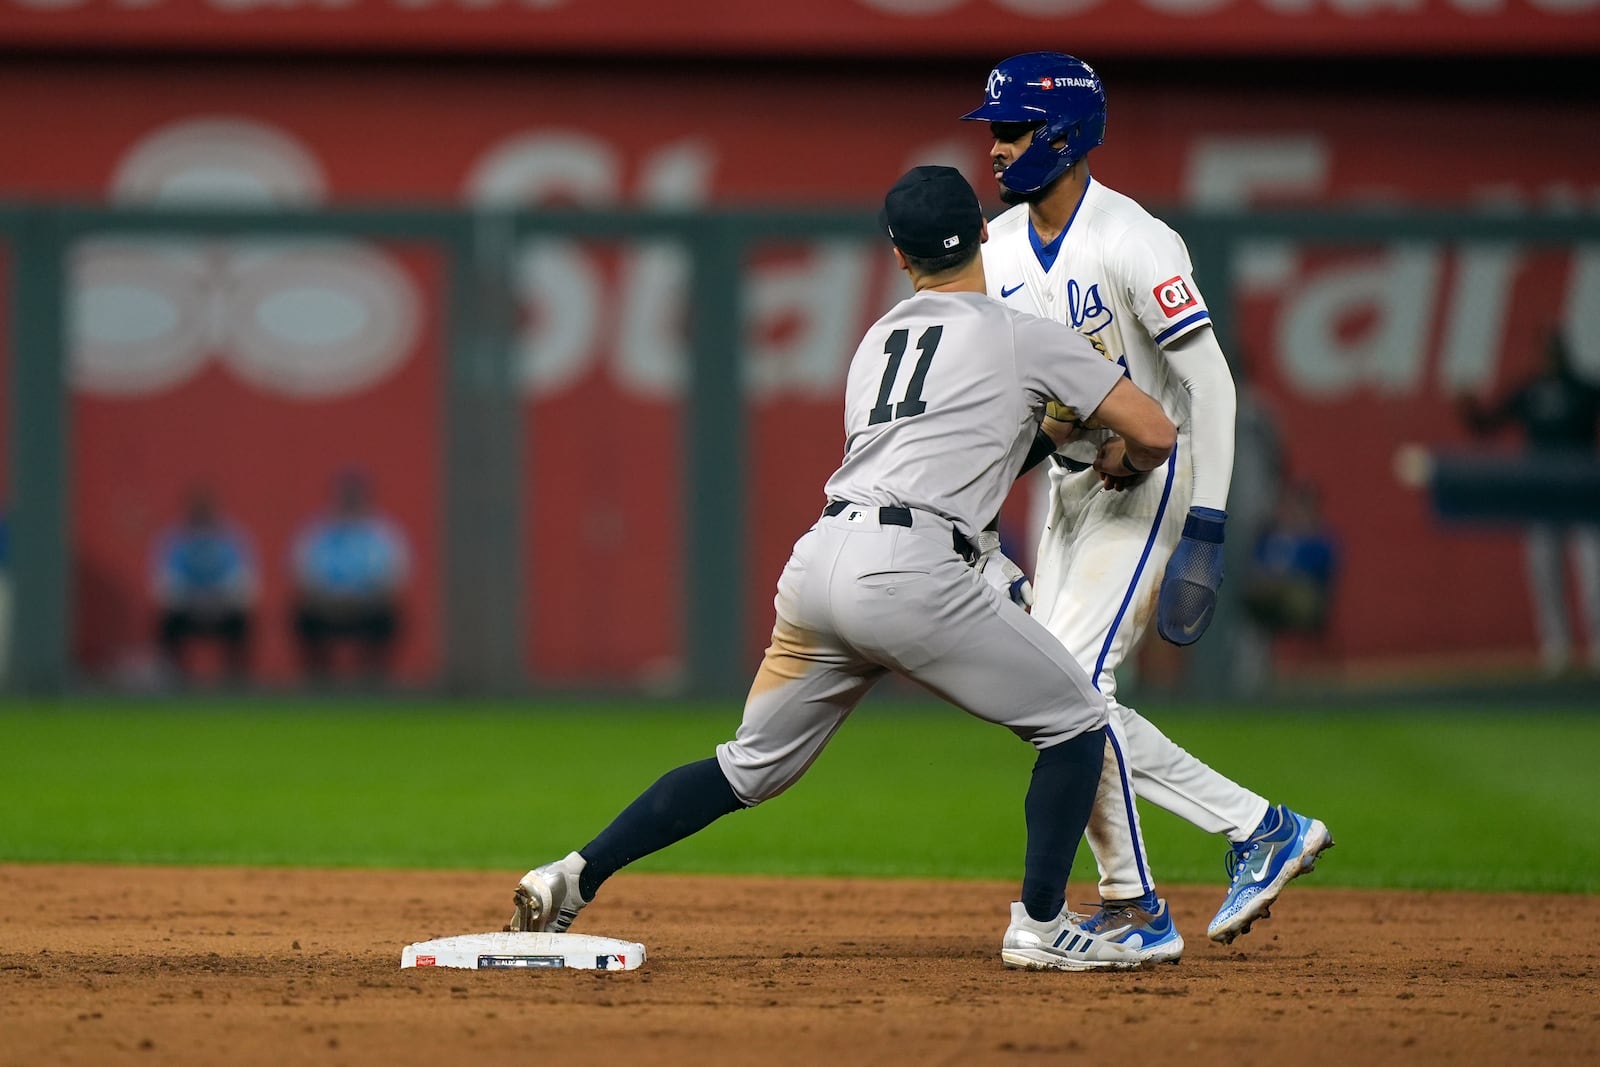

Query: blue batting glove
<box><xmin>1156</xmin><ymin>507</ymin><xmax>1226</xmax><ymax>646</ymax></box>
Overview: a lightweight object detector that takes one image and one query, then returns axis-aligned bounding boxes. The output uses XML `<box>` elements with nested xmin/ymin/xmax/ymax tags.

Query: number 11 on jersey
<box><xmin>869</xmin><ymin>325</ymin><xmax>943</xmax><ymax>425</ymax></box>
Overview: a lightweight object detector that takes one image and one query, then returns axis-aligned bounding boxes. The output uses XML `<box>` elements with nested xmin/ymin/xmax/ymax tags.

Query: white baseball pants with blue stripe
<box><xmin>1032</xmin><ymin>440</ymin><xmax>1270</xmax><ymax>902</ymax></box>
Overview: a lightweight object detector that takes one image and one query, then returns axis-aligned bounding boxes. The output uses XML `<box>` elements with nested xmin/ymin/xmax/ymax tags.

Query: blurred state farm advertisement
<box><xmin>0</xmin><ymin>62</ymin><xmax>1596</xmax><ymax>684</ymax></box>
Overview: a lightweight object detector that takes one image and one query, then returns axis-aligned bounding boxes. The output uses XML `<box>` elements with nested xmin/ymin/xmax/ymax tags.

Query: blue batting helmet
<box><xmin>961</xmin><ymin>52</ymin><xmax>1106</xmax><ymax>195</ymax></box>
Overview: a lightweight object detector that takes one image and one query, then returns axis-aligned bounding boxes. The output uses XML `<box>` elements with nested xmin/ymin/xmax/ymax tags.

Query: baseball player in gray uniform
<box><xmin>506</xmin><ymin>165</ymin><xmax>1178</xmax><ymax>971</ymax></box>
<box><xmin>960</xmin><ymin>52</ymin><xmax>1334</xmax><ymax>960</ymax></box>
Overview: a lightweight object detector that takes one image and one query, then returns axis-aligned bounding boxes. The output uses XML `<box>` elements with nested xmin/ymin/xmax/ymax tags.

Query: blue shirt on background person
<box><xmin>155</xmin><ymin>520</ymin><xmax>257</xmax><ymax>607</ymax></box>
<box><xmin>291</xmin><ymin>470</ymin><xmax>410</xmax><ymax>681</ymax></box>
<box><xmin>1242</xmin><ymin>483</ymin><xmax>1338</xmax><ymax>635</ymax></box>
<box><xmin>150</xmin><ymin>488</ymin><xmax>258</xmax><ymax>682</ymax></box>
<box><xmin>292</xmin><ymin>512</ymin><xmax>408</xmax><ymax>601</ymax></box>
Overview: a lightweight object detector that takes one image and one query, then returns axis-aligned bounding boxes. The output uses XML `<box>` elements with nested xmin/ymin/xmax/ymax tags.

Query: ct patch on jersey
<box><xmin>1152</xmin><ymin>276</ymin><xmax>1198</xmax><ymax>318</ymax></box>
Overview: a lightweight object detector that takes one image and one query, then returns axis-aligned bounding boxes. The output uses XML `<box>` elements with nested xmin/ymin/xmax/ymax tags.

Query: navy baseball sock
<box><xmin>578</xmin><ymin>757</ymin><xmax>745</xmax><ymax>902</ymax></box>
<box><xmin>1021</xmin><ymin>727</ymin><xmax>1107</xmax><ymax>924</ymax></box>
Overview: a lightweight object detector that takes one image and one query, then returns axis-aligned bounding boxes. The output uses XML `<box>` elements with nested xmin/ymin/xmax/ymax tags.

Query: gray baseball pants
<box><xmin>715</xmin><ymin>504</ymin><xmax>1109</xmax><ymax>805</ymax></box>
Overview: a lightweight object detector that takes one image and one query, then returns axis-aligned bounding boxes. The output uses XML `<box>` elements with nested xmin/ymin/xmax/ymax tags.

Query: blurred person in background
<box><xmin>1459</xmin><ymin>328</ymin><xmax>1600</xmax><ymax>676</ymax></box>
<box><xmin>1225</xmin><ymin>352</ymin><xmax>1291</xmax><ymax>696</ymax></box>
<box><xmin>150</xmin><ymin>486</ymin><xmax>258</xmax><ymax>684</ymax></box>
<box><xmin>1238</xmin><ymin>481</ymin><xmax>1339</xmax><ymax>688</ymax></box>
<box><xmin>291</xmin><ymin>469</ymin><xmax>410</xmax><ymax>683</ymax></box>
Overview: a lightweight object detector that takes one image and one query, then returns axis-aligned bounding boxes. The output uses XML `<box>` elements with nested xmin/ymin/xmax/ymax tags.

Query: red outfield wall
<box><xmin>2</xmin><ymin>0</ymin><xmax>1598</xmax><ymax>55</ymax></box>
<box><xmin>1</xmin><ymin>60</ymin><xmax>1596</xmax><ymax>684</ymax></box>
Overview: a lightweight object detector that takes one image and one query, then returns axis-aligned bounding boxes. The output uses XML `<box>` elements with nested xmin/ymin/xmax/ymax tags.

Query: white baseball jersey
<box><xmin>984</xmin><ymin>177</ymin><xmax>1211</xmax><ymax>439</ymax></box>
<box><xmin>980</xmin><ymin>177</ymin><xmax>1268</xmax><ymax>905</ymax></box>
<box><xmin>824</xmin><ymin>289</ymin><xmax>1123</xmax><ymax>541</ymax></box>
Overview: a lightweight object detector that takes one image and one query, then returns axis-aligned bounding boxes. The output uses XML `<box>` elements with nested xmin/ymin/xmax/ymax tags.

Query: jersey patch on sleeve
<box><xmin>1152</xmin><ymin>276</ymin><xmax>1199</xmax><ymax>318</ymax></box>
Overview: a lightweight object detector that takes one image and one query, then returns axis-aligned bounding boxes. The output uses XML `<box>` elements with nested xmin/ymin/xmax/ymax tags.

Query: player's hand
<box><xmin>973</xmin><ymin>530</ymin><xmax>1035</xmax><ymax>611</ymax></box>
<box><xmin>1156</xmin><ymin>507</ymin><xmax>1226</xmax><ymax>645</ymax></box>
<box><xmin>1041</xmin><ymin>414</ymin><xmax>1084</xmax><ymax>449</ymax></box>
<box><xmin>1092</xmin><ymin>437</ymin><xmax>1147</xmax><ymax>492</ymax></box>
<box><xmin>1041</xmin><ymin>401</ymin><xmax>1085</xmax><ymax>449</ymax></box>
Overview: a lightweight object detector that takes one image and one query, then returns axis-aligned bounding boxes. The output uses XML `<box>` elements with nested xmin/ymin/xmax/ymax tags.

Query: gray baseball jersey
<box><xmin>715</xmin><ymin>287</ymin><xmax>1123</xmax><ymax>805</ymax></box>
<box><xmin>824</xmin><ymin>290</ymin><xmax>1124</xmax><ymax>539</ymax></box>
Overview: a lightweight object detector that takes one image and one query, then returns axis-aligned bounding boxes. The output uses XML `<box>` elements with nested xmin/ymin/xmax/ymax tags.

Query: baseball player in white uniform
<box><xmin>506</xmin><ymin>165</ymin><xmax>1181</xmax><ymax>971</ymax></box>
<box><xmin>962</xmin><ymin>52</ymin><xmax>1334</xmax><ymax>959</ymax></box>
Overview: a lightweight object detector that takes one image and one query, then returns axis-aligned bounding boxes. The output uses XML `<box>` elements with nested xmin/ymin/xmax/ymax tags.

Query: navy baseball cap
<box><xmin>879</xmin><ymin>165</ymin><xmax>984</xmax><ymax>259</ymax></box>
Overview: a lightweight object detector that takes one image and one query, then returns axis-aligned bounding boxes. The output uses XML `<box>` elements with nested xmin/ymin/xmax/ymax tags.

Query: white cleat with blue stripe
<box><xmin>1001</xmin><ymin>901</ymin><xmax>1147</xmax><ymax>971</ymax></box>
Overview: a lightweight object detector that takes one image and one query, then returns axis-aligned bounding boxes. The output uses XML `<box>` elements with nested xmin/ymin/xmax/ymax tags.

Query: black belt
<box><xmin>1051</xmin><ymin>454</ymin><xmax>1093</xmax><ymax>473</ymax></box>
<box><xmin>823</xmin><ymin>500</ymin><xmax>977</xmax><ymax>563</ymax></box>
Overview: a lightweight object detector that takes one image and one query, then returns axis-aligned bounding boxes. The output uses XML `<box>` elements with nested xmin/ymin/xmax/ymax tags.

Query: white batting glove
<box><xmin>973</xmin><ymin>530</ymin><xmax>1035</xmax><ymax>611</ymax></box>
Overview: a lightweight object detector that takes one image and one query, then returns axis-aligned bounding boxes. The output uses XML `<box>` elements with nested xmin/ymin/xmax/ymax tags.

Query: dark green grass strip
<box><xmin>3</xmin><ymin>701</ymin><xmax>1594</xmax><ymax>893</ymax></box>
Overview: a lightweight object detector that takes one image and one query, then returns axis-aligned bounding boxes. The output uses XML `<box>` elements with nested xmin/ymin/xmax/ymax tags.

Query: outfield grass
<box><xmin>3</xmin><ymin>700</ymin><xmax>1595</xmax><ymax>893</ymax></box>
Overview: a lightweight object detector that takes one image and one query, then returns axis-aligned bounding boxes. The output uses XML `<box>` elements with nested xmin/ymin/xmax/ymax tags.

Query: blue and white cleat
<box><xmin>1207</xmin><ymin>805</ymin><xmax>1334</xmax><ymax>944</ymax></box>
<box><xmin>1081</xmin><ymin>897</ymin><xmax>1185</xmax><ymax>964</ymax></box>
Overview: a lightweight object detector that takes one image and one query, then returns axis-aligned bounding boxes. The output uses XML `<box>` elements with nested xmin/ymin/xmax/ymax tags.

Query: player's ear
<box><xmin>979</xmin><ymin>219</ymin><xmax>989</xmax><ymax>245</ymax></box>
<box><xmin>893</xmin><ymin>247</ymin><xmax>909</xmax><ymax>274</ymax></box>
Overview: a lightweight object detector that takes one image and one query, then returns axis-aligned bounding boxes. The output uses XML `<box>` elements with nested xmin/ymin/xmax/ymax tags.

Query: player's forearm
<box><xmin>1165</xmin><ymin>328</ymin><xmax>1236</xmax><ymax>510</ymax></box>
<box><xmin>1088</xmin><ymin>378</ymin><xmax>1176</xmax><ymax>472</ymax></box>
<box><xmin>1018</xmin><ymin>426</ymin><xmax>1059</xmax><ymax>476</ymax></box>
<box><xmin>1123</xmin><ymin>433</ymin><xmax>1176</xmax><ymax>474</ymax></box>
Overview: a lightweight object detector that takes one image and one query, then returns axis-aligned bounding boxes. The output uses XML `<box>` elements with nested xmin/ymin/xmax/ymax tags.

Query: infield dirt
<box><xmin>2</xmin><ymin>864</ymin><xmax>1596</xmax><ymax>1066</ymax></box>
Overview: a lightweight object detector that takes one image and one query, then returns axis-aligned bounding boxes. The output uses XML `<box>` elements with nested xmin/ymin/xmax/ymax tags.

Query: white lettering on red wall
<box><xmin>71</xmin><ymin>118</ymin><xmax>421</xmax><ymax>400</ymax></box>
